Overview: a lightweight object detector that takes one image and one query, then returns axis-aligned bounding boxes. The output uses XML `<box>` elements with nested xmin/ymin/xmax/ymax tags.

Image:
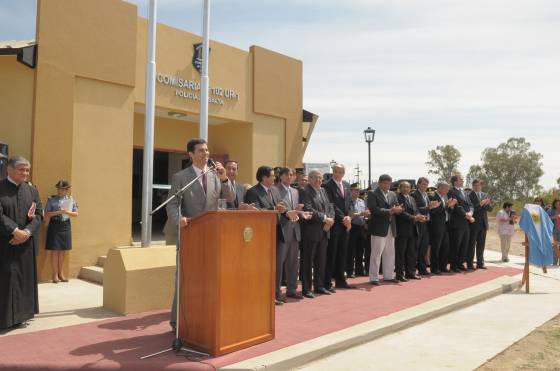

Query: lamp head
<box><xmin>364</xmin><ymin>127</ymin><xmax>376</xmax><ymax>143</ymax></box>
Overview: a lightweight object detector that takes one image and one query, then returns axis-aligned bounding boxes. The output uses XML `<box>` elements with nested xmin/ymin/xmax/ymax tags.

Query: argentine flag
<box><xmin>519</xmin><ymin>204</ymin><xmax>555</xmax><ymax>266</ymax></box>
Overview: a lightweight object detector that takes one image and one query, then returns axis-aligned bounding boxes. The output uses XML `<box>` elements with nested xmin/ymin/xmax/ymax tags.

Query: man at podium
<box><xmin>165</xmin><ymin>138</ymin><xmax>234</xmax><ymax>330</ymax></box>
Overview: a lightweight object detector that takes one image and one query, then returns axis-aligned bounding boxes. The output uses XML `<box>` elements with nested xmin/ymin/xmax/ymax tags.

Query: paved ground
<box><xmin>298</xmin><ymin>250</ymin><xmax>560</xmax><ymax>371</ymax></box>
<box><xmin>0</xmin><ymin>279</ymin><xmax>118</xmax><ymax>337</ymax></box>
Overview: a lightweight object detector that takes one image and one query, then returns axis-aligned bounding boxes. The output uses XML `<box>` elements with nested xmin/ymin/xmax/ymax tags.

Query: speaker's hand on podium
<box><xmin>180</xmin><ymin>217</ymin><xmax>189</xmax><ymax>228</ymax></box>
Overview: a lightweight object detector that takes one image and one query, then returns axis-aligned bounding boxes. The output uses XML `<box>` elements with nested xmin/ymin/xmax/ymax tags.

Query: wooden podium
<box><xmin>178</xmin><ymin>210</ymin><xmax>277</xmax><ymax>356</ymax></box>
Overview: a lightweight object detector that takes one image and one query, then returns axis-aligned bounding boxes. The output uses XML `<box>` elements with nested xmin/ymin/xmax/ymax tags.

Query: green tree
<box><xmin>466</xmin><ymin>164</ymin><xmax>488</xmax><ymax>187</ymax></box>
<box><xmin>426</xmin><ymin>145</ymin><xmax>461</xmax><ymax>182</ymax></box>
<box><xmin>470</xmin><ymin>137</ymin><xmax>543</xmax><ymax>202</ymax></box>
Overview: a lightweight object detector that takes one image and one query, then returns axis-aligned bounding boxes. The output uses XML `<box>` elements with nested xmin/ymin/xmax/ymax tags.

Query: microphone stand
<box><xmin>141</xmin><ymin>164</ymin><xmax>216</xmax><ymax>360</ymax></box>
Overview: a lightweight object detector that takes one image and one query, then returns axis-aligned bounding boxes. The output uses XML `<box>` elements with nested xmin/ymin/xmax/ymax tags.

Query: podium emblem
<box><xmin>243</xmin><ymin>226</ymin><xmax>253</xmax><ymax>243</ymax></box>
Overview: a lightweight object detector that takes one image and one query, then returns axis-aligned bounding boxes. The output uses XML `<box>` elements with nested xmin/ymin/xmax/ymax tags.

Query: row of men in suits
<box><xmin>215</xmin><ymin>161</ymin><xmax>495</xmax><ymax>295</ymax></box>
<box><xmin>363</xmin><ymin>174</ymin><xmax>493</xmax><ymax>286</ymax></box>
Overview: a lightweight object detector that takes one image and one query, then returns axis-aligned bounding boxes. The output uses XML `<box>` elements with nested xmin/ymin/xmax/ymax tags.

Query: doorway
<box><xmin>131</xmin><ymin>148</ymin><xmax>189</xmax><ymax>242</ymax></box>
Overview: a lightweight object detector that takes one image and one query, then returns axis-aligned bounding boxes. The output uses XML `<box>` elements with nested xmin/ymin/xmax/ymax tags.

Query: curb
<box><xmin>221</xmin><ymin>273</ymin><xmax>522</xmax><ymax>371</ymax></box>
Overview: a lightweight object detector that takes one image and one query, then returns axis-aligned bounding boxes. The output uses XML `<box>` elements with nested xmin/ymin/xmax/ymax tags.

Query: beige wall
<box><xmin>0</xmin><ymin>57</ymin><xmax>35</xmax><ymax>160</ymax></box>
<box><xmin>252</xmin><ymin>46</ymin><xmax>303</xmax><ymax>168</ymax></box>
<box><xmin>69</xmin><ymin>77</ymin><xmax>135</xmax><ymax>275</ymax></box>
<box><xmin>33</xmin><ymin>0</ymin><xmax>137</xmax><ymax>280</ymax></box>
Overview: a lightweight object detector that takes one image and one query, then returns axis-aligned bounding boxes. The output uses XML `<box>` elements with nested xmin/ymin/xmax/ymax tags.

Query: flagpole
<box><xmin>199</xmin><ymin>0</ymin><xmax>211</xmax><ymax>140</ymax></box>
<box><xmin>141</xmin><ymin>0</ymin><xmax>158</xmax><ymax>247</ymax></box>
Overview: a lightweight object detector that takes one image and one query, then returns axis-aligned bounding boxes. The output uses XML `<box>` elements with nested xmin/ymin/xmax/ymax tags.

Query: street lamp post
<box><xmin>363</xmin><ymin>127</ymin><xmax>376</xmax><ymax>188</ymax></box>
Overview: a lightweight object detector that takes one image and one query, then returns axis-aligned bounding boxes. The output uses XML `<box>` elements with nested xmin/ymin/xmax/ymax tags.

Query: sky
<box><xmin>1</xmin><ymin>0</ymin><xmax>559</xmax><ymax>188</ymax></box>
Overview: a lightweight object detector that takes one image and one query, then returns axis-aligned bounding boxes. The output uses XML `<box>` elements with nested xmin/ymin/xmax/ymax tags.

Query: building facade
<box><xmin>0</xmin><ymin>0</ymin><xmax>317</xmax><ymax>280</ymax></box>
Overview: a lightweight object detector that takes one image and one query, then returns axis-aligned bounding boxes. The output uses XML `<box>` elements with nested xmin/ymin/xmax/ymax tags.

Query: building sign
<box><xmin>192</xmin><ymin>43</ymin><xmax>210</xmax><ymax>74</ymax></box>
<box><xmin>156</xmin><ymin>73</ymin><xmax>240</xmax><ymax>106</ymax></box>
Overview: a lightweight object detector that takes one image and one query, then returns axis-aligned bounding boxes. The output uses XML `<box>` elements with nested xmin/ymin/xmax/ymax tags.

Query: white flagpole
<box><xmin>199</xmin><ymin>0</ymin><xmax>210</xmax><ymax>140</ymax></box>
<box><xmin>141</xmin><ymin>0</ymin><xmax>158</xmax><ymax>247</ymax></box>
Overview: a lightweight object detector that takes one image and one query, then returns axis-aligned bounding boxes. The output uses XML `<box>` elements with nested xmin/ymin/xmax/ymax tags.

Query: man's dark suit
<box><xmin>367</xmin><ymin>187</ymin><xmax>398</xmax><ymax>237</ymax></box>
<box><xmin>395</xmin><ymin>193</ymin><xmax>418</xmax><ymax>278</ymax></box>
<box><xmin>322</xmin><ymin>178</ymin><xmax>352</xmax><ymax>288</ymax></box>
<box><xmin>300</xmin><ymin>184</ymin><xmax>333</xmax><ymax>294</ymax></box>
<box><xmin>447</xmin><ymin>187</ymin><xmax>473</xmax><ymax>270</ymax></box>
<box><xmin>412</xmin><ymin>190</ymin><xmax>431</xmax><ymax>274</ymax></box>
<box><xmin>244</xmin><ymin>183</ymin><xmax>284</xmax><ymax>243</ymax></box>
<box><xmin>468</xmin><ymin>191</ymin><xmax>493</xmax><ymax>268</ymax></box>
<box><xmin>428</xmin><ymin>193</ymin><xmax>450</xmax><ymax>273</ymax></box>
<box><xmin>367</xmin><ymin>187</ymin><xmax>398</xmax><ymax>281</ymax></box>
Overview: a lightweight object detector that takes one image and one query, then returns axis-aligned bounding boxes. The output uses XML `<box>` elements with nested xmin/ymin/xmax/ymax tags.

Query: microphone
<box><xmin>207</xmin><ymin>158</ymin><xmax>217</xmax><ymax>169</ymax></box>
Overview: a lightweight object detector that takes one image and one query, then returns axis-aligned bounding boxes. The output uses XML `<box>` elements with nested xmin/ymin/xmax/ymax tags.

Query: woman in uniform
<box><xmin>45</xmin><ymin>180</ymin><xmax>78</xmax><ymax>283</ymax></box>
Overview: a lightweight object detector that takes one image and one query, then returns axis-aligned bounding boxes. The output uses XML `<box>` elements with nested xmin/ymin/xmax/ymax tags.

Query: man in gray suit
<box><xmin>165</xmin><ymin>138</ymin><xmax>234</xmax><ymax>329</ymax></box>
<box><xmin>274</xmin><ymin>167</ymin><xmax>311</xmax><ymax>301</ymax></box>
<box><xmin>223</xmin><ymin>160</ymin><xmax>247</xmax><ymax>209</ymax></box>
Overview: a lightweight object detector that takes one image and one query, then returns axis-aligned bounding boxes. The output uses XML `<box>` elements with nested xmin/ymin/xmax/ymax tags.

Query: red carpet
<box><xmin>0</xmin><ymin>267</ymin><xmax>519</xmax><ymax>370</ymax></box>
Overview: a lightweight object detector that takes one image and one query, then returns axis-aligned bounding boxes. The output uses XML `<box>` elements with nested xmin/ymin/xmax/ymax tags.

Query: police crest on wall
<box><xmin>192</xmin><ymin>43</ymin><xmax>211</xmax><ymax>74</ymax></box>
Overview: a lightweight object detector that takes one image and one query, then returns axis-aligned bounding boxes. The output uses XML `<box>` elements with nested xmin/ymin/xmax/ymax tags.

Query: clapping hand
<box><xmin>239</xmin><ymin>203</ymin><xmax>258</xmax><ymax>211</ymax></box>
<box><xmin>343</xmin><ymin>216</ymin><xmax>352</xmax><ymax>230</ymax></box>
<box><xmin>429</xmin><ymin>200</ymin><xmax>441</xmax><ymax>209</ymax></box>
<box><xmin>447</xmin><ymin>198</ymin><xmax>458</xmax><ymax>208</ymax></box>
<box><xmin>286</xmin><ymin>210</ymin><xmax>299</xmax><ymax>222</ymax></box>
<box><xmin>275</xmin><ymin>202</ymin><xmax>288</xmax><ymax>213</ymax></box>
<box><xmin>301</xmin><ymin>211</ymin><xmax>313</xmax><ymax>220</ymax></box>
<box><xmin>390</xmin><ymin>204</ymin><xmax>403</xmax><ymax>215</ymax></box>
<box><xmin>323</xmin><ymin>217</ymin><xmax>334</xmax><ymax>231</ymax></box>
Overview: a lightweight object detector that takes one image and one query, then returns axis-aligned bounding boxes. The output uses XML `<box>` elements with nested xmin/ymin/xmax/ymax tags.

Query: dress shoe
<box><xmin>419</xmin><ymin>270</ymin><xmax>431</xmax><ymax>276</ymax></box>
<box><xmin>275</xmin><ymin>299</ymin><xmax>284</xmax><ymax>306</ymax></box>
<box><xmin>432</xmin><ymin>270</ymin><xmax>442</xmax><ymax>275</ymax></box>
<box><xmin>314</xmin><ymin>288</ymin><xmax>331</xmax><ymax>295</ymax></box>
<box><xmin>407</xmin><ymin>274</ymin><xmax>421</xmax><ymax>280</ymax></box>
<box><xmin>286</xmin><ymin>292</ymin><xmax>303</xmax><ymax>299</ymax></box>
<box><xmin>370</xmin><ymin>280</ymin><xmax>380</xmax><ymax>286</ymax></box>
<box><xmin>458</xmin><ymin>266</ymin><xmax>467</xmax><ymax>271</ymax></box>
<box><xmin>452</xmin><ymin>268</ymin><xmax>461</xmax><ymax>273</ymax></box>
<box><xmin>303</xmin><ymin>291</ymin><xmax>315</xmax><ymax>299</ymax></box>
<box><xmin>396</xmin><ymin>276</ymin><xmax>408</xmax><ymax>282</ymax></box>
<box><xmin>477</xmin><ymin>265</ymin><xmax>487</xmax><ymax>270</ymax></box>
<box><xmin>327</xmin><ymin>287</ymin><xmax>336</xmax><ymax>294</ymax></box>
<box><xmin>466</xmin><ymin>266</ymin><xmax>475</xmax><ymax>272</ymax></box>
<box><xmin>441</xmin><ymin>268</ymin><xmax>450</xmax><ymax>273</ymax></box>
<box><xmin>385</xmin><ymin>278</ymin><xmax>399</xmax><ymax>283</ymax></box>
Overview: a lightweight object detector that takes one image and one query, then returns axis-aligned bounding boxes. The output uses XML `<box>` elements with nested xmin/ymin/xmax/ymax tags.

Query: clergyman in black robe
<box><xmin>0</xmin><ymin>156</ymin><xmax>43</xmax><ymax>329</ymax></box>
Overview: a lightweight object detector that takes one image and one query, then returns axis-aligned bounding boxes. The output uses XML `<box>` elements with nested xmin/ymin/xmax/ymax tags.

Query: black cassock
<box><xmin>0</xmin><ymin>178</ymin><xmax>43</xmax><ymax>329</ymax></box>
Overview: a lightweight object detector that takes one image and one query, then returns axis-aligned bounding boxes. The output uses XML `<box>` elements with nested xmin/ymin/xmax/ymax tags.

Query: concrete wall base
<box><xmin>103</xmin><ymin>246</ymin><xmax>175</xmax><ymax>315</ymax></box>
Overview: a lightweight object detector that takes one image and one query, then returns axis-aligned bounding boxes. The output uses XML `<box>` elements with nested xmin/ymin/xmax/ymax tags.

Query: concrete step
<box><xmin>97</xmin><ymin>255</ymin><xmax>107</xmax><ymax>268</ymax></box>
<box><xmin>79</xmin><ymin>265</ymin><xmax>104</xmax><ymax>285</ymax></box>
